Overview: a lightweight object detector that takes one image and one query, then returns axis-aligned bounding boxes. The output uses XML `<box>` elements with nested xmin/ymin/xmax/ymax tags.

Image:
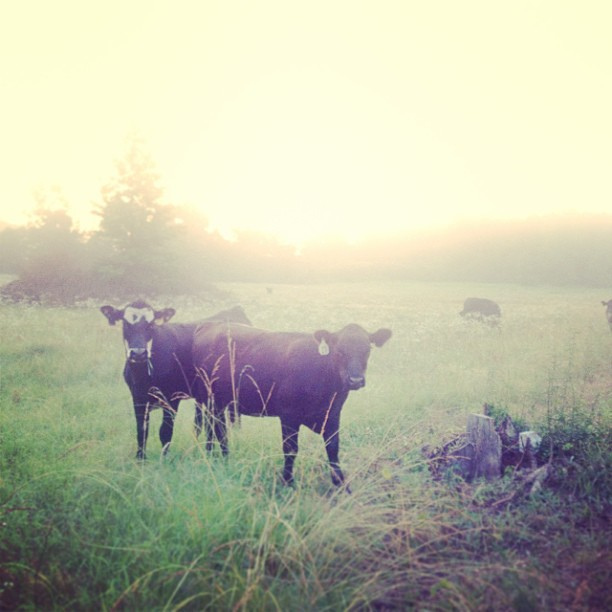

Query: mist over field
<box><xmin>297</xmin><ymin>214</ymin><xmax>612</xmax><ymax>286</ymax></box>
<box><xmin>1</xmin><ymin>208</ymin><xmax>611</xmax><ymax>306</ymax></box>
<box><xmin>2</xmin><ymin>132</ymin><xmax>611</xmax><ymax>305</ymax></box>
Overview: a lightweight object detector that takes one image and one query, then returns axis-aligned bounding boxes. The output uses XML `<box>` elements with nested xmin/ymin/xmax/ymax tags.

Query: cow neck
<box><xmin>126</xmin><ymin>355</ymin><xmax>154</xmax><ymax>379</ymax></box>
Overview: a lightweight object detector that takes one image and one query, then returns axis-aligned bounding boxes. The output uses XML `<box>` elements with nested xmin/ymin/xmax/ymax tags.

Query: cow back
<box><xmin>151</xmin><ymin>305</ymin><xmax>252</xmax><ymax>390</ymax></box>
<box><xmin>193</xmin><ymin>323</ymin><xmax>342</xmax><ymax>420</ymax></box>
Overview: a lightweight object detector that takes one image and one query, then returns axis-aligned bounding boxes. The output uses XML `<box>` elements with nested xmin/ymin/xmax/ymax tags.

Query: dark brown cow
<box><xmin>100</xmin><ymin>301</ymin><xmax>251</xmax><ymax>459</ymax></box>
<box><xmin>602</xmin><ymin>300</ymin><xmax>612</xmax><ymax>331</ymax></box>
<box><xmin>192</xmin><ymin>322</ymin><xmax>392</xmax><ymax>489</ymax></box>
<box><xmin>460</xmin><ymin>297</ymin><xmax>501</xmax><ymax>323</ymax></box>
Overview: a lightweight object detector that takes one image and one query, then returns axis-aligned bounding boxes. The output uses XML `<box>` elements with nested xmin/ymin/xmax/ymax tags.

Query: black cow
<box><xmin>460</xmin><ymin>297</ymin><xmax>501</xmax><ymax>323</ymax></box>
<box><xmin>602</xmin><ymin>300</ymin><xmax>612</xmax><ymax>331</ymax></box>
<box><xmin>100</xmin><ymin>300</ymin><xmax>251</xmax><ymax>459</ymax></box>
<box><xmin>192</xmin><ymin>322</ymin><xmax>392</xmax><ymax>489</ymax></box>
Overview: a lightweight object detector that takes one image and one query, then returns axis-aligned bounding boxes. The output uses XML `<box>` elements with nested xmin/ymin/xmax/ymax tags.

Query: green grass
<box><xmin>1</xmin><ymin>282</ymin><xmax>610</xmax><ymax>610</ymax></box>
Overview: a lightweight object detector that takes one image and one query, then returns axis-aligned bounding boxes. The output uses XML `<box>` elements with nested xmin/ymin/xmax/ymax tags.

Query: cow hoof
<box><xmin>332</xmin><ymin>482</ymin><xmax>352</xmax><ymax>494</ymax></box>
<box><xmin>135</xmin><ymin>451</ymin><xmax>147</xmax><ymax>461</ymax></box>
<box><xmin>331</xmin><ymin>475</ymin><xmax>351</xmax><ymax>494</ymax></box>
<box><xmin>331</xmin><ymin>471</ymin><xmax>346</xmax><ymax>487</ymax></box>
<box><xmin>161</xmin><ymin>442</ymin><xmax>171</xmax><ymax>456</ymax></box>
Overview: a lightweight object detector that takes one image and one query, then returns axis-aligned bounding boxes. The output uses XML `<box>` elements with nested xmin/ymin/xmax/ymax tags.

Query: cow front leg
<box><xmin>281</xmin><ymin>420</ymin><xmax>300</xmax><ymax>486</ymax></box>
<box><xmin>134</xmin><ymin>401</ymin><xmax>150</xmax><ymax>460</ymax></box>
<box><xmin>323</xmin><ymin>421</ymin><xmax>350</xmax><ymax>492</ymax></box>
<box><xmin>159</xmin><ymin>399</ymin><xmax>179</xmax><ymax>455</ymax></box>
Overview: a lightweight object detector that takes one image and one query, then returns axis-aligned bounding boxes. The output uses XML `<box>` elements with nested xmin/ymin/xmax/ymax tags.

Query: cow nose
<box><xmin>348</xmin><ymin>375</ymin><xmax>365</xmax><ymax>390</ymax></box>
<box><xmin>129</xmin><ymin>348</ymin><xmax>148</xmax><ymax>361</ymax></box>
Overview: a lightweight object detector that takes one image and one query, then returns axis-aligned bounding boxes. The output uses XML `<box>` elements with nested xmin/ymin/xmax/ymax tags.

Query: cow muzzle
<box><xmin>128</xmin><ymin>348</ymin><xmax>149</xmax><ymax>363</ymax></box>
<box><xmin>347</xmin><ymin>375</ymin><xmax>366</xmax><ymax>390</ymax></box>
<box><xmin>125</xmin><ymin>338</ymin><xmax>153</xmax><ymax>363</ymax></box>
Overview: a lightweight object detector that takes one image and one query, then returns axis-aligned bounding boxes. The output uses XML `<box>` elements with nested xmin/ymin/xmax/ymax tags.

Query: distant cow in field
<box><xmin>602</xmin><ymin>300</ymin><xmax>612</xmax><ymax>331</ymax></box>
<box><xmin>192</xmin><ymin>322</ymin><xmax>392</xmax><ymax>490</ymax></box>
<box><xmin>460</xmin><ymin>297</ymin><xmax>501</xmax><ymax>323</ymax></box>
<box><xmin>100</xmin><ymin>301</ymin><xmax>251</xmax><ymax>459</ymax></box>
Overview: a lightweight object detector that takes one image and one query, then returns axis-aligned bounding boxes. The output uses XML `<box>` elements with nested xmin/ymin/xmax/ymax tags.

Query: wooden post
<box><xmin>465</xmin><ymin>414</ymin><xmax>502</xmax><ymax>482</ymax></box>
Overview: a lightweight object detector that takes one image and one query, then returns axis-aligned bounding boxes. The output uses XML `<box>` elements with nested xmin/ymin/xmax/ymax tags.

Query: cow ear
<box><xmin>100</xmin><ymin>305</ymin><xmax>123</xmax><ymax>326</ymax></box>
<box><xmin>154</xmin><ymin>308</ymin><xmax>176</xmax><ymax>325</ymax></box>
<box><xmin>370</xmin><ymin>328</ymin><xmax>392</xmax><ymax>347</ymax></box>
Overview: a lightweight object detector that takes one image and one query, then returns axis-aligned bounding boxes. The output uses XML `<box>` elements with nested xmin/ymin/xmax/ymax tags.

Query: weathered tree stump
<box><xmin>423</xmin><ymin>409</ymin><xmax>543</xmax><ymax>486</ymax></box>
<box><xmin>464</xmin><ymin>414</ymin><xmax>502</xmax><ymax>482</ymax></box>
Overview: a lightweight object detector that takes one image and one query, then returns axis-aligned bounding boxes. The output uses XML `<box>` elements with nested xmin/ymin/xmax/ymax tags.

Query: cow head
<box><xmin>100</xmin><ymin>300</ymin><xmax>176</xmax><ymax>364</ymax></box>
<box><xmin>314</xmin><ymin>324</ymin><xmax>392</xmax><ymax>390</ymax></box>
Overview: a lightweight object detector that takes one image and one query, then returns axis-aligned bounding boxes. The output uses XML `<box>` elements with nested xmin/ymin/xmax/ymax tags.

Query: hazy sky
<box><xmin>1</xmin><ymin>0</ymin><xmax>611</xmax><ymax>245</ymax></box>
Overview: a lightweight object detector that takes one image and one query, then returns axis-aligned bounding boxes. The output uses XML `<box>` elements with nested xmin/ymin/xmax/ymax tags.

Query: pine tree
<box><xmin>93</xmin><ymin>134</ymin><xmax>179</xmax><ymax>296</ymax></box>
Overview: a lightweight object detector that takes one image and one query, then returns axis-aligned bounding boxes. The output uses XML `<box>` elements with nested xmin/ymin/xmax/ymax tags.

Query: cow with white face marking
<box><xmin>602</xmin><ymin>300</ymin><xmax>612</xmax><ymax>331</ymax></box>
<box><xmin>100</xmin><ymin>300</ymin><xmax>251</xmax><ymax>459</ymax></box>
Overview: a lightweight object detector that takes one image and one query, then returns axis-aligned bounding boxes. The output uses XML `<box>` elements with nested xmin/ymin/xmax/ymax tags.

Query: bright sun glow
<box><xmin>1</xmin><ymin>1</ymin><xmax>611</xmax><ymax>246</ymax></box>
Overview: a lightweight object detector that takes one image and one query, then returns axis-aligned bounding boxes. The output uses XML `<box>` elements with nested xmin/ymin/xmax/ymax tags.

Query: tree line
<box><xmin>1</xmin><ymin>139</ymin><xmax>611</xmax><ymax>304</ymax></box>
<box><xmin>0</xmin><ymin>138</ymin><xmax>302</xmax><ymax>304</ymax></box>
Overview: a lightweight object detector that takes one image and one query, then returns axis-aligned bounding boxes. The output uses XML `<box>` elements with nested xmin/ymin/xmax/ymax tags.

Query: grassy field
<box><xmin>1</xmin><ymin>281</ymin><xmax>610</xmax><ymax>610</ymax></box>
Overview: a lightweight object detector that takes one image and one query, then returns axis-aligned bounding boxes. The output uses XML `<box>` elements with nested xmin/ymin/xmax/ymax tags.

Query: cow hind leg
<box><xmin>228</xmin><ymin>402</ymin><xmax>241</xmax><ymax>428</ymax></box>
<box><xmin>203</xmin><ymin>408</ymin><xmax>215</xmax><ymax>452</ymax></box>
<box><xmin>201</xmin><ymin>401</ymin><xmax>226</xmax><ymax>454</ymax></box>
<box><xmin>212</xmin><ymin>409</ymin><xmax>229</xmax><ymax>456</ymax></box>
<box><xmin>159</xmin><ymin>400</ymin><xmax>179</xmax><ymax>455</ymax></box>
<box><xmin>194</xmin><ymin>401</ymin><xmax>203</xmax><ymax>438</ymax></box>
<box><xmin>195</xmin><ymin>385</ymin><xmax>219</xmax><ymax>452</ymax></box>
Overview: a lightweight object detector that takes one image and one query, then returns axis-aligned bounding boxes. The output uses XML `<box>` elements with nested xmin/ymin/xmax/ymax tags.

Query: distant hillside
<box><xmin>299</xmin><ymin>215</ymin><xmax>612</xmax><ymax>287</ymax></box>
